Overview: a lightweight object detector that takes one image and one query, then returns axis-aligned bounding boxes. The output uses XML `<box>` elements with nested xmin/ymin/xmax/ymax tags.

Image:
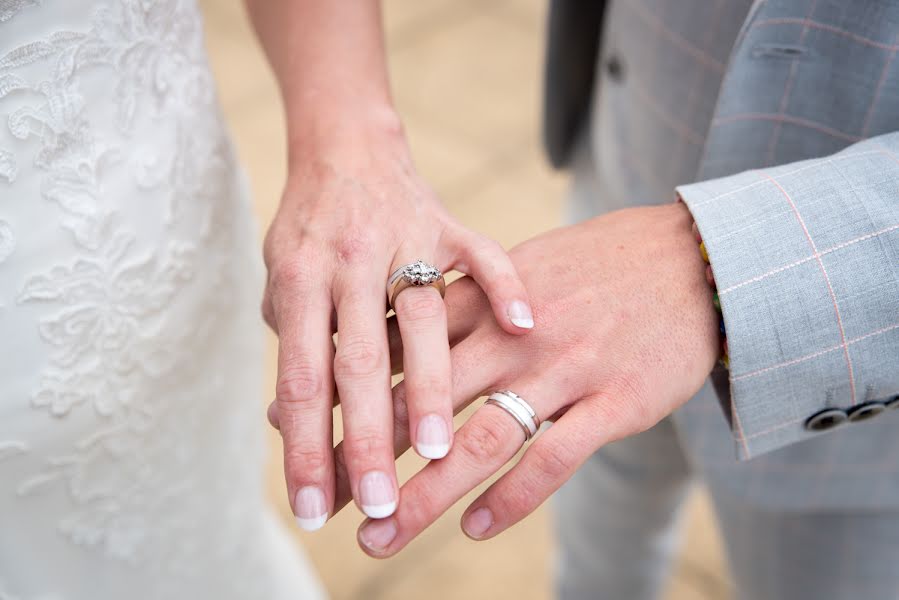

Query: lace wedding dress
<box><xmin>0</xmin><ymin>1</ymin><xmax>325</xmax><ymax>598</ymax></box>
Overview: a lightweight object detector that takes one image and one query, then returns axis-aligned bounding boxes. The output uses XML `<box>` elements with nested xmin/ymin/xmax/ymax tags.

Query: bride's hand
<box><xmin>343</xmin><ymin>203</ymin><xmax>720</xmax><ymax>555</ymax></box>
<box><xmin>262</xmin><ymin>117</ymin><xmax>534</xmax><ymax>530</ymax></box>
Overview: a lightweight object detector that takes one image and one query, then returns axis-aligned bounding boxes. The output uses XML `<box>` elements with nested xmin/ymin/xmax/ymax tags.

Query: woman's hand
<box><xmin>262</xmin><ymin>122</ymin><xmax>534</xmax><ymax>530</ymax></box>
<box><xmin>245</xmin><ymin>0</ymin><xmax>533</xmax><ymax>531</ymax></box>
<box><xmin>349</xmin><ymin>202</ymin><xmax>721</xmax><ymax>555</ymax></box>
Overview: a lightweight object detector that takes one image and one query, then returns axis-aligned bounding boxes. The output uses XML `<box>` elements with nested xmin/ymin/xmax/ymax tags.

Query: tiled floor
<box><xmin>200</xmin><ymin>1</ymin><xmax>733</xmax><ymax>598</ymax></box>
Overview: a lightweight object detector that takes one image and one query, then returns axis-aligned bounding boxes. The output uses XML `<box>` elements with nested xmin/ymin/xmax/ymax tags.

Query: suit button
<box><xmin>605</xmin><ymin>54</ymin><xmax>625</xmax><ymax>82</ymax></box>
<box><xmin>886</xmin><ymin>395</ymin><xmax>899</xmax><ymax>410</ymax></box>
<box><xmin>847</xmin><ymin>401</ymin><xmax>886</xmax><ymax>422</ymax></box>
<box><xmin>804</xmin><ymin>408</ymin><xmax>848</xmax><ymax>431</ymax></box>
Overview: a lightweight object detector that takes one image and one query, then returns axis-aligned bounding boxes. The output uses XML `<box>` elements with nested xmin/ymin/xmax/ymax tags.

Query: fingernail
<box><xmin>416</xmin><ymin>414</ymin><xmax>450</xmax><ymax>459</ymax></box>
<box><xmin>360</xmin><ymin>518</ymin><xmax>397</xmax><ymax>552</ymax></box>
<box><xmin>508</xmin><ymin>300</ymin><xmax>534</xmax><ymax>329</ymax></box>
<box><xmin>463</xmin><ymin>507</ymin><xmax>494</xmax><ymax>539</ymax></box>
<box><xmin>359</xmin><ymin>470</ymin><xmax>397</xmax><ymax>518</ymax></box>
<box><xmin>295</xmin><ymin>486</ymin><xmax>328</xmax><ymax>532</ymax></box>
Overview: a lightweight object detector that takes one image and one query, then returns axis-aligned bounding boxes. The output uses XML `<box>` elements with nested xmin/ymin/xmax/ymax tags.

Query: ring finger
<box><xmin>460</xmin><ymin>396</ymin><xmax>608</xmax><ymax>540</ymax></box>
<box><xmin>356</xmin><ymin>377</ymin><xmax>570</xmax><ymax>557</ymax></box>
<box><xmin>386</xmin><ymin>275</ymin><xmax>491</xmax><ymax>375</ymax></box>
<box><xmin>391</xmin><ymin>259</ymin><xmax>453</xmax><ymax>460</ymax></box>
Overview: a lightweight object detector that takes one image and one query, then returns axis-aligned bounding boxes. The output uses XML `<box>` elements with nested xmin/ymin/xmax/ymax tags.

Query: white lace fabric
<box><xmin>0</xmin><ymin>2</ymin><xmax>324</xmax><ymax>598</ymax></box>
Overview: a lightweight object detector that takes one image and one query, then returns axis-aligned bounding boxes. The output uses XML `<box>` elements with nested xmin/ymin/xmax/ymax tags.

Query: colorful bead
<box><xmin>699</xmin><ymin>241</ymin><xmax>709</xmax><ymax>262</ymax></box>
<box><xmin>691</xmin><ymin>217</ymin><xmax>729</xmax><ymax>370</ymax></box>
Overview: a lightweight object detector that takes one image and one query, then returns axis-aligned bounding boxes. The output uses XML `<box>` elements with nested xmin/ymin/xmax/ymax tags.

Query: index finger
<box><xmin>333</xmin><ymin>272</ymin><xmax>399</xmax><ymax>519</ymax></box>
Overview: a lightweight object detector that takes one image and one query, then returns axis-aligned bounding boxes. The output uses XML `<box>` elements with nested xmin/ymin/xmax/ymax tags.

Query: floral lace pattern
<box><xmin>0</xmin><ymin>0</ymin><xmax>39</xmax><ymax>23</ymax></box>
<box><xmin>0</xmin><ymin>1</ymin><xmax>288</xmax><ymax>598</ymax></box>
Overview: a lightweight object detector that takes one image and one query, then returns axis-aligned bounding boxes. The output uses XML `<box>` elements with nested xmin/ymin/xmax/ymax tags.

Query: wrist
<box><xmin>286</xmin><ymin>100</ymin><xmax>407</xmax><ymax>166</ymax></box>
<box><xmin>670</xmin><ymin>200</ymin><xmax>727</xmax><ymax>369</ymax></box>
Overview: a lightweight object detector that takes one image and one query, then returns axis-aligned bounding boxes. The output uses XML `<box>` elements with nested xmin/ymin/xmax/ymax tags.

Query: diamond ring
<box><xmin>387</xmin><ymin>259</ymin><xmax>446</xmax><ymax>309</ymax></box>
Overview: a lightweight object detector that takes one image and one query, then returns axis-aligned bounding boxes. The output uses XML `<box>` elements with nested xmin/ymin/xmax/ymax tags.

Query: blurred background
<box><xmin>199</xmin><ymin>1</ymin><xmax>732</xmax><ymax>598</ymax></box>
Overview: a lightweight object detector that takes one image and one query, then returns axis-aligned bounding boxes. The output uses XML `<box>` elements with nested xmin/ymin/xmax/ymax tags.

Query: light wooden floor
<box><xmin>200</xmin><ymin>1</ymin><xmax>733</xmax><ymax>598</ymax></box>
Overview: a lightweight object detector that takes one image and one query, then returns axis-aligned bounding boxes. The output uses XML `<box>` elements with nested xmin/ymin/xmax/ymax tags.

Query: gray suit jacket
<box><xmin>544</xmin><ymin>0</ymin><xmax>899</xmax><ymax>508</ymax></box>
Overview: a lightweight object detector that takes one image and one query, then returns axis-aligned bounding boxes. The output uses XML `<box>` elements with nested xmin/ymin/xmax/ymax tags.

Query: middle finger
<box><xmin>333</xmin><ymin>270</ymin><xmax>398</xmax><ymax>519</ymax></box>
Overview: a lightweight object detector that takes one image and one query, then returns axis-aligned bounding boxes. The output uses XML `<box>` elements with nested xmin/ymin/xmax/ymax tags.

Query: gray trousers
<box><xmin>552</xmin><ymin>417</ymin><xmax>899</xmax><ymax>600</ymax></box>
<box><xmin>553</xmin><ymin>150</ymin><xmax>899</xmax><ymax>600</ymax></box>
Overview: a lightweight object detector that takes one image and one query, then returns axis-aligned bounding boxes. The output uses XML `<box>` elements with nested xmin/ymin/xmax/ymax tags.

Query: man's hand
<box><xmin>350</xmin><ymin>202</ymin><xmax>721</xmax><ymax>555</ymax></box>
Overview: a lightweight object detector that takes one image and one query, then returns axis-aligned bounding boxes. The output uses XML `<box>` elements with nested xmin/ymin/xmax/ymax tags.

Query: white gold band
<box><xmin>485</xmin><ymin>390</ymin><xmax>540</xmax><ymax>441</ymax></box>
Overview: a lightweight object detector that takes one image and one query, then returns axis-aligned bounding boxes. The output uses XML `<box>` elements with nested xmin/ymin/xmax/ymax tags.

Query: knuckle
<box><xmin>395</xmin><ymin>290</ymin><xmax>445</xmax><ymax>323</ymax></box>
<box><xmin>261</xmin><ymin>225</ymin><xmax>284</xmax><ymax>268</ymax></box>
<box><xmin>285</xmin><ymin>445</ymin><xmax>329</xmax><ymax>477</ymax></box>
<box><xmin>333</xmin><ymin>229</ymin><xmax>377</xmax><ymax>265</ymax></box>
<box><xmin>486</xmin><ymin>273</ymin><xmax>519</xmax><ymax>295</ymax></box>
<box><xmin>590</xmin><ymin>396</ymin><xmax>641</xmax><ymax>443</ymax></box>
<box><xmin>492</xmin><ymin>482</ymin><xmax>532</xmax><ymax>517</ymax></box>
<box><xmin>473</xmin><ymin>235</ymin><xmax>504</xmax><ymax>256</ymax></box>
<box><xmin>459</xmin><ymin>419</ymin><xmax>510</xmax><ymax>463</ymax></box>
<box><xmin>334</xmin><ymin>336</ymin><xmax>385</xmax><ymax>378</ymax></box>
<box><xmin>261</xmin><ymin>301</ymin><xmax>276</xmax><ymax>331</ymax></box>
<box><xmin>608</xmin><ymin>371</ymin><xmax>654</xmax><ymax>434</ymax></box>
<box><xmin>345</xmin><ymin>428</ymin><xmax>392</xmax><ymax>462</ymax></box>
<box><xmin>528</xmin><ymin>442</ymin><xmax>570</xmax><ymax>482</ymax></box>
<box><xmin>405</xmin><ymin>375</ymin><xmax>450</xmax><ymax>403</ymax></box>
<box><xmin>267</xmin><ymin>401</ymin><xmax>279</xmax><ymax>425</ymax></box>
<box><xmin>269</xmin><ymin>256</ymin><xmax>315</xmax><ymax>292</ymax></box>
<box><xmin>400</xmin><ymin>484</ymin><xmax>439</xmax><ymax>530</ymax></box>
<box><xmin>276</xmin><ymin>359</ymin><xmax>324</xmax><ymax>405</ymax></box>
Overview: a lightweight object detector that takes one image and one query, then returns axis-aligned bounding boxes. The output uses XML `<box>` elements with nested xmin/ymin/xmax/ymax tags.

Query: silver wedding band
<box><xmin>387</xmin><ymin>259</ymin><xmax>446</xmax><ymax>309</ymax></box>
<box><xmin>485</xmin><ymin>390</ymin><xmax>540</xmax><ymax>441</ymax></box>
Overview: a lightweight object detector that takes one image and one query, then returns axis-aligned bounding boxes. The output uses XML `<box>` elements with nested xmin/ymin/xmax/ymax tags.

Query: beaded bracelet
<box><xmin>691</xmin><ymin>220</ymin><xmax>730</xmax><ymax>369</ymax></box>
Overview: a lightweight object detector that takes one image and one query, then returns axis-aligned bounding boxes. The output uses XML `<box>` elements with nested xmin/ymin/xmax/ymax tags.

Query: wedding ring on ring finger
<box><xmin>485</xmin><ymin>390</ymin><xmax>540</xmax><ymax>442</ymax></box>
<box><xmin>388</xmin><ymin>260</ymin><xmax>446</xmax><ymax>310</ymax></box>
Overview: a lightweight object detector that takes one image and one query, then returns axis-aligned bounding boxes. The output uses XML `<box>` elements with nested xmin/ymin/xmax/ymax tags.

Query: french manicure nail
<box><xmin>360</xmin><ymin>518</ymin><xmax>398</xmax><ymax>551</ymax></box>
<box><xmin>295</xmin><ymin>486</ymin><xmax>328</xmax><ymax>532</ymax></box>
<box><xmin>508</xmin><ymin>300</ymin><xmax>534</xmax><ymax>329</ymax></box>
<box><xmin>416</xmin><ymin>414</ymin><xmax>450</xmax><ymax>459</ymax></box>
<box><xmin>463</xmin><ymin>507</ymin><xmax>494</xmax><ymax>539</ymax></box>
<box><xmin>359</xmin><ymin>470</ymin><xmax>397</xmax><ymax>518</ymax></box>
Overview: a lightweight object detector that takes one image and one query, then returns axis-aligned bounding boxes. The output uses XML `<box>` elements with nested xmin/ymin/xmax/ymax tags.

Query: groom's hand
<box><xmin>351</xmin><ymin>202</ymin><xmax>721</xmax><ymax>555</ymax></box>
<box><xmin>269</xmin><ymin>202</ymin><xmax>720</xmax><ymax>548</ymax></box>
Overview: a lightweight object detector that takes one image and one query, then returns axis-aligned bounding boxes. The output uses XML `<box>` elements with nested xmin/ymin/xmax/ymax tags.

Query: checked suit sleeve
<box><xmin>676</xmin><ymin>132</ymin><xmax>899</xmax><ymax>460</ymax></box>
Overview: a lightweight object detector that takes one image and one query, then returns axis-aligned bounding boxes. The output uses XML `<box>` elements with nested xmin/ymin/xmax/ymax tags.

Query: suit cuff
<box><xmin>675</xmin><ymin>142</ymin><xmax>899</xmax><ymax>459</ymax></box>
